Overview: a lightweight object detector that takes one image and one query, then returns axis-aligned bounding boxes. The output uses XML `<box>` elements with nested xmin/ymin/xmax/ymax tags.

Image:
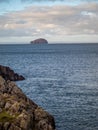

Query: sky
<box><xmin>0</xmin><ymin>0</ymin><xmax>98</xmax><ymax>43</ymax></box>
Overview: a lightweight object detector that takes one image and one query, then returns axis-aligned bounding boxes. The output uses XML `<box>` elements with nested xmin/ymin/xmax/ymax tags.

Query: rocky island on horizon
<box><xmin>30</xmin><ymin>38</ymin><xmax>48</xmax><ymax>44</ymax></box>
<box><xmin>0</xmin><ymin>65</ymin><xmax>55</xmax><ymax>130</ymax></box>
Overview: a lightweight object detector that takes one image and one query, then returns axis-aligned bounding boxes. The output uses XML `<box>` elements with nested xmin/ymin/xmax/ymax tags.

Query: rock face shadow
<box><xmin>0</xmin><ymin>65</ymin><xmax>25</xmax><ymax>81</ymax></box>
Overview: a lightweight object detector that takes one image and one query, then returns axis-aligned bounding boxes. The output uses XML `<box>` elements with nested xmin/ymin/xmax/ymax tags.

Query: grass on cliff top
<box><xmin>0</xmin><ymin>111</ymin><xmax>15</xmax><ymax>123</ymax></box>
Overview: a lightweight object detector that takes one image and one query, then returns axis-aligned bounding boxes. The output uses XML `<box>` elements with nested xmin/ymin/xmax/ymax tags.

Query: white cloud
<box><xmin>0</xmin><ymin>2</ymin><xmax>98</xmax><ymax>42</ymax></box>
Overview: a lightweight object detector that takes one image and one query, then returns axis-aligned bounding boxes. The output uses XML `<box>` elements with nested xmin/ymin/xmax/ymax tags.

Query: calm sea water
<box><xmin>0</xmin><ymin>43</ymin><xmax>98</xmax><ymax>130</ymax></box>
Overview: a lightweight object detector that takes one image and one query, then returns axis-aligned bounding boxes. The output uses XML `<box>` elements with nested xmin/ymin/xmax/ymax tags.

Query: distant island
<box><xmin>30</xmin><ymin>38</ymin><xmax>48</xmax><ymax>44</ymax></box>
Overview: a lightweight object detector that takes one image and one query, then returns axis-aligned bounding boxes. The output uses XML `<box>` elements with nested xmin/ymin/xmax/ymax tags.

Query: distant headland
<box><xmin>30</xmin><ymin>38</ymin><xmax>48</xmax><ymax>44</ymax></box>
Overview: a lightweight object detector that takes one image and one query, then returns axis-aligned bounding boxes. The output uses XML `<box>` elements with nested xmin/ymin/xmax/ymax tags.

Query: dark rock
<box><xmin>30</xmin><ymin>38</ymin><xmax>48</xmax><ymax>44</ymax></box>
<box><xmin>0</xmin><ymin>76</ymin><xmax>56</xmax><ymax>130</ymax></box>
<box><xmin>0</xmin><ymin>65</ymin><xmax>25</xmax><ymax>81</ymax></box>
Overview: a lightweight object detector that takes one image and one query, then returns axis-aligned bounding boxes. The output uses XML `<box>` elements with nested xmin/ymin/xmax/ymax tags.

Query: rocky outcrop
<box><xmin>0</xmin><ymin>76</ymin><xmax>55</xmax><ymax>130</ymax></box>
<box><xmin>0</xmin><ymin>65</ymin><xmax>25</xmax><ymax>81</ymax></box>
<box><xmin>30</xmin><ymin>38</ymin><xmax>48</xmax><ymax>44</ymax></box>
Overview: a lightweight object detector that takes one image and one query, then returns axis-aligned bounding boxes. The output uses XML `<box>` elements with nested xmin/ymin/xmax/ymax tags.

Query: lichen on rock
<box><xmin>0</xmin><ymin>76</ymin><xmax>56</xmax><ymax>130</ymax></box>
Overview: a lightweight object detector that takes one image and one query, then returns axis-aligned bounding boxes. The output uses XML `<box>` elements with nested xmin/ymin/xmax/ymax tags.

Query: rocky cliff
<box><xmin>30</xmin><ymin>38</ymin><xmax>48</xmax><ymax>44</ymax></box>
<box><xmin>0</xmin><ymin>71</ymin><xmax>55</xmax><ymax>130</ymax></box>
<box><xmin>0</xmin><ymin>65</ymin><xmax>25</xmax><ymax>81</ymax></box>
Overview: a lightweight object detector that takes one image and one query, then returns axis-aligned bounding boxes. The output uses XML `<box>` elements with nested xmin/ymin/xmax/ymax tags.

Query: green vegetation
<box><xmin>0</xmin><ymin>111</ymin><xmax>15</xmax><ymax>123</ymax></box>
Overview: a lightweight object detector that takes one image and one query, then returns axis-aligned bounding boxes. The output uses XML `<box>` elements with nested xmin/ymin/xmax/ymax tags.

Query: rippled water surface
<box><xmin>0</xmin><ymin>44</ymin><xmax>98</xmax><ymax>130</ymax></box>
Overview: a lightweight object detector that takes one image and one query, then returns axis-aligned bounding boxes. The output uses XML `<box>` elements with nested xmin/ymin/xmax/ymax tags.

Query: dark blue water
<box><xmin>0</xmin><ymin>43</ymin><xmax>98</xmax><ymax>130</ymax></box>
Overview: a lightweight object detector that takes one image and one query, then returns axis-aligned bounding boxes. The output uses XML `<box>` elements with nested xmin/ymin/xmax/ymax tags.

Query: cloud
<box><xmin>1</xmin><ymin>0</ymin><xmax>98</xmax><ymax>3</ymax></box>
<box><xmin>21</xmin><ymin>0</ymin><xmax>98</xmax><ymax>1</ymax></box>
<box><xmin>0</xmin><ymin>2</ymin><xmax>98</xmax><ymax>42</ymax></box>
<box><xmin>15</xmin><ymin>20</ymin><xmax>27</xmax><ymax>24</ymax></box>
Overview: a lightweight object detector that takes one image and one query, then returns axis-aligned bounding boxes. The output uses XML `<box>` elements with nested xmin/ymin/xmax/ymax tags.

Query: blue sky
<box><xmin>0</xmin><ymin>0</ymin><xmax>98</xmax><ymax>43</ymax></box>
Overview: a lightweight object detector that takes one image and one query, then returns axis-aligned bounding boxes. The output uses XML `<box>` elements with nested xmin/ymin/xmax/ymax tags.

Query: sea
<box><xmin>0</xmin><ymin>43</ymin><xmax>98</xmax><ymax>130</ymax></box>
